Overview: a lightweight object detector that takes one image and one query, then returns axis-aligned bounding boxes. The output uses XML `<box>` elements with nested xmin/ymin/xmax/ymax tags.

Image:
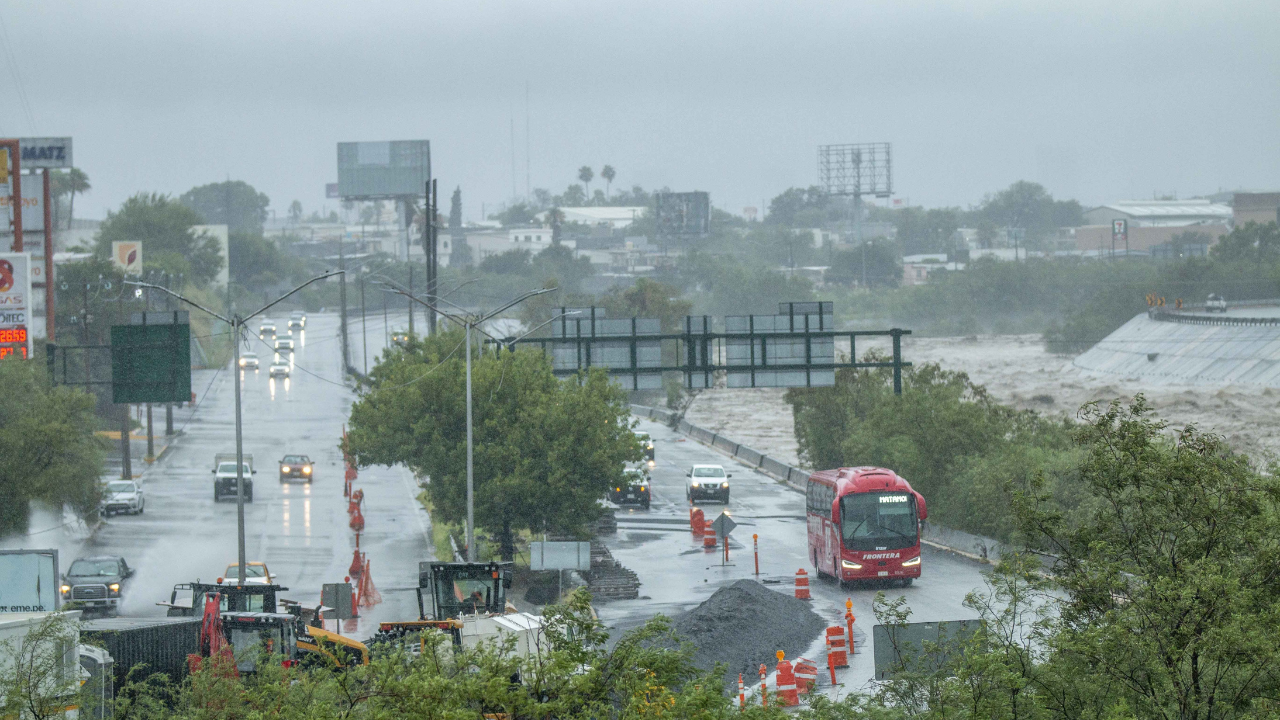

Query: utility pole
<box><xmin>339</xmin><ymin>238</ymin><xmax>349</xmax><ymax>372</ymax></box>
<box><xmin>116</xmin><ymin>287</ymin><xmax>132</xmax><ymax>481</ymax></box>
<box><xmin>128</xmin><ymin>270</ymin><xmax>340</xmax><ymax>584</ymax></box>
<box><xmin>382</xmin><ymin>291</ymin><xmax>388</xmax><ymax>347</ymax></box>
<box><xmin>360</xmin><ymin>276</ymin><xmax>367</xmax><ymax>375</ymax></box>
<box><xmin>407</xmin><ymin>265</ymin><xmax>415</xmax><ymax>337</ymax></box>
<box><xmin>423</xmin><ymin>180</ymin><xmax>439</xmax><ymax>335</ymax></box>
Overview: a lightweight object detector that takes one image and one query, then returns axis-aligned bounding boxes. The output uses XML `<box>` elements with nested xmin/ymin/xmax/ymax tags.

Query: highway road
<box><xmin>598</xmin><ymin>416</ymin><xmax>994</xmax><ymax>693</ymax></box>
<box><xmin>26</xmin><ymin>313</ymin><xmax>431</xmax><ymax>633</ymax></box>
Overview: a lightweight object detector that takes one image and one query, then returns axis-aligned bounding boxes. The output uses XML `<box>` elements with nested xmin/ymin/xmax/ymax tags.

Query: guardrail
<box><xmin>1149</xmin><ymin>309</ymin><xmax>1280</xmax><ymax>326</ymax></box>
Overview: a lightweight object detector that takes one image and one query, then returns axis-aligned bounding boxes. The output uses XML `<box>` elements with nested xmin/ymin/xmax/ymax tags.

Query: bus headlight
<box><xmin>841</xmin><ymin>560</ymin><xmax>863</xmax><ymax>570</ymax></box>
<box><xmin>902</xmin><ymin>556</ymin><xmax>921</xmax><ymax>567</ymax></box>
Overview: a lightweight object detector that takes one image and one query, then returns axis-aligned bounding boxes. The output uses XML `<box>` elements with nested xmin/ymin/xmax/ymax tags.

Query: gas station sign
<box><xmin>0</xmin><ymin>253</ymin><xmax>31</xmax><ymax>358</ymax></box>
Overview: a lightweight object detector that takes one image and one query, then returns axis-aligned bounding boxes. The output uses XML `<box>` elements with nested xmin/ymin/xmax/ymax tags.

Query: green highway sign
<box><xmin>110</xmin><ymin>312</ymin><xmax>191</xmax><ymax>404</ymax></box>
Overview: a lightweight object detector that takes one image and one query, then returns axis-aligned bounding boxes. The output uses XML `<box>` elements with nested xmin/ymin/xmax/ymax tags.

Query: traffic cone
<box><xmin>794</xmin><ymin>568</ymin><xmax>811</xmax><ymax>600</ymax></box>
<box><xmin>775</xmin><ymin>653</ymin><xmax>799</xmax><ymax>706</ymax></box>
<box><xmin>794</xmin><ymin>657</ymin><xmax>818</xmax><ymax>694</ymax></box>
<box><xmin>826</xmin><ymin>625</ymin><xmax>848</xmax><ymax>667</ymax></box>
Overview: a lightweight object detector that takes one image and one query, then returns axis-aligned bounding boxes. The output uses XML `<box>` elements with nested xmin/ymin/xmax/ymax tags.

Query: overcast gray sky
<box><xmin>1</xmin><ymin>0</ymin><xmax>1277</xmax><ymax>222</ymax></box>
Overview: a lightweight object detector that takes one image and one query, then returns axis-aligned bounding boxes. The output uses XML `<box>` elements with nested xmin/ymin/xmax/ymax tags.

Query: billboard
<box><xmin>111</xmin><ymin>241</ymin><xmax>143</xmax><ymax>275</ymax></box>
<box><xmin>0</xmin><ymin>253</ymin><xmax>31</xmax><ymax>358</ymax></box>
<box><xmin>818</xmin><ymin>142</ymin><xmax>893</xmax><ymax>197</ymax></box>
<box><xmin>0</xmin><ymin>549</ymin><xmax>59</xmax><ymax>612</ymax></box>
<box><xmin>0</xmin><ymin>177</ymin><xmax>46</xmax><ymax>232</ymax></box>
<box><xmin>336</xmin><ymin>140</ymin><xmax>430</xmax><ymax>199</ymax></box>
<box><xmin>654</xmin><ymin>191</ymin><xmax>711</xmax><ymax>237</ymax></box>
<box><xmin>17</xmin><ymin>138</ymin><xmax>73</xmax><ymax>169</ymax></box>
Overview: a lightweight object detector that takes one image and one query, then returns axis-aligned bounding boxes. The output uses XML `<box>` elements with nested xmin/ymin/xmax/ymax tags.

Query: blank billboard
<box><xmin>655</xmin><ymin>192</ymin><xmax>711</xmax><ymax>237</ymax></box>
<box><xmin>336</xmin><ymin>140</ymin><xmax>431</xmax><ymax>199</ymax></box>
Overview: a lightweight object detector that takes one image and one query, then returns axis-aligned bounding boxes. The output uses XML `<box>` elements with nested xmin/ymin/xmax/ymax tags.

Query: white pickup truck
<box><xmin>213</xmin><ymin>453</ymin><xmax>255</xmax><ymax>503</ymax></box>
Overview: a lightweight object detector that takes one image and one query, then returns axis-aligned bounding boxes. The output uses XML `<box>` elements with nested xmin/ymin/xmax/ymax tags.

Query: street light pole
<box><xmin>382</xmin><ymin>284</ymin><xmax>554</xmax><ymax>561</ymax></box>
<box><xmin>127</xmin><ymin>270</ymin><xmax>341</xmax><ymax>584</ymax></box>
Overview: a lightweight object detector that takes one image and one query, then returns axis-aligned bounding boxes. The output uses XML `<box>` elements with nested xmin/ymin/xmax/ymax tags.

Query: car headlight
<box><xmin>616</xmin><ymin>487</ymin><xmax>622</xmax><ymax>492</ymax></box>
<box><xmin>109</xmin><ymin>583</ymin><xmax>120</xmax><ymax>594</ymax></box>
<box><xmin>238</xmin><ymin>359</ymin><xmax>246</xmax><ymax>366</ymax></box>
<box><xmin>60</xmin><ymin>585</ymin><xmax>70</xmax><ymax>595</ymax></box>
<box><xmin>902</xmin><ymin>556</ymin><xmax>921</xmax><ymax>567</ymax></box>
<box><xmin>841</xmin><ymin>560</ymin><xmax>863</xmax><ymax>570</ymax></box>
<box><xmin>302</xmin><ymin>466</ymin><xmax>311</xmax><ymax>474</ymax></box>
<box><xmin>722</xmin><ymin>482</ymin><xmax>729</xmax><ymax>488</ymax></box>
<box><xmin>647</xmin><ymin>460</ymin><xmax>655</xmax><ymax>467</ymax></box>
<box><xmin>281</xmin><ymin>466</ymin><xmax>290</xmax><ymax>473</ymax></box>
<box><xmin>691</xmin><ymin>482</ymin><xmax>700</xmax><ymax>488</ymax></box>
<box><xmin>640</xmin><ymin>486</ymin><xmax>646</xmax><ymax>492</ymax></box>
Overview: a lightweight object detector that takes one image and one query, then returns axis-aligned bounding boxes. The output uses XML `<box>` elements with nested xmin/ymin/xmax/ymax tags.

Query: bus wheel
<box><xmin>901</xmin><ymin>578</ymin><xmax>914</xmax><ymax>588</ymax></box>
<box><xmin>812</xmin><ymin>549</ymin><xmax>828</xmax><ymax>579</ymax></box>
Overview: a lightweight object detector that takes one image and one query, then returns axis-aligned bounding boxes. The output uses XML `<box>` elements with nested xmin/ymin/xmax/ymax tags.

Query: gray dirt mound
<box><xmin>671</xmin><ymin>579</ymin><xmax>827</xmax><ymax>690</ymax></box>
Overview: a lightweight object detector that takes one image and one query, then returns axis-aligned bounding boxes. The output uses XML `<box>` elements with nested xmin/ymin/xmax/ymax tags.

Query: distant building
<box><xmin>538</xmin><ymin>206</ymin><xmax>647</xmax><ymax>229</ymax></box>
<box><xmin>1231</xmin><ymin>192</ymin><xmax>1280</xmax><ymax>227</ymax></box>
<box><xmin>466</xmin><ymin>228</ymin><xmax>575</xmax><ymax>263</ymax></box>
<box><xmin>1079</xmin><ymin>200</ymin><xmax>1232</xmax><ymax>254</ymax></box>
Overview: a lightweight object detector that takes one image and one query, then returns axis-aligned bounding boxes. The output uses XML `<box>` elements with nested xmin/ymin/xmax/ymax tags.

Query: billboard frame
<box><xmin>0</xmin><ymin>548</ymin><xmax>59</xmax><ymax>613</ymax></box>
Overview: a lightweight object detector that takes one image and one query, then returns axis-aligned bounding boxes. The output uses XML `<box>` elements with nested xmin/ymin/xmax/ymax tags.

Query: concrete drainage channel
<box><xmin>630</xmin><ymin>404</ymin><xmax>1010</xmax><ymax>565</ymax></box>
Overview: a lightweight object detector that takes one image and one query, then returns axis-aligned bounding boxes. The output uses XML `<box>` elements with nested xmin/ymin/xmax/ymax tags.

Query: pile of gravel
<box><xmin>670</xmin><ymin>579</ymin><xmax>827</xmax><ymax>690</ymax></box>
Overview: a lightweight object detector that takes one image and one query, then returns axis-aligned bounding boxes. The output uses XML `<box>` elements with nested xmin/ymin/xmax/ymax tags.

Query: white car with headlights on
<box><xmin>100</xmin><ymin>480</ymin><xmax>144</xmax><ymax>516</ymax></box>
<box><xmin>686</xmin><ymin>464</ymin><xmax>731</xmax><ymax>504</ymax></box>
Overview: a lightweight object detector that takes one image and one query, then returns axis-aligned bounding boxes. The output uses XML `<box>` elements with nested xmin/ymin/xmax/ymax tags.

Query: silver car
<box><xmin>100</xmin><ymin>480</ymin><xmax>145</xmax><ymax>516</ymax></box>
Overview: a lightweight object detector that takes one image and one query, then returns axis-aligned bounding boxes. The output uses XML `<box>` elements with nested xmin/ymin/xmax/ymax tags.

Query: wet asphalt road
<box><xmin>598</xmin><ymin>416</ymin><xmax>994</xmax><ymax>693</ymax></box>
<box><xmin>59</xmin><ymin>313</ymin><xmax>431</xmax><ymax>633</ymax></box>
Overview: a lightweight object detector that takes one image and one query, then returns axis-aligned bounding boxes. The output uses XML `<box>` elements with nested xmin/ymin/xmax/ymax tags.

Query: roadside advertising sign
<box><xmin>17</xmin><ymin>137</ymin><xmax>73</xmax><ymax>169</ymax></box>
<box><xmin>111</xmin><ymin>241</ymin><xmax>143</xmax><ymax>275</ymax></box>
<box><xmin>0</xmin><ymin>178</ymin><xmax>47</xmax><ymax>232</ymax></box>
<box><xmin>0</xmin><ymin>253</ymin><xmax>31</xmax><ymax>358</ymax></box>
<box><xmin>1112</xmin><ymin>219</ymin><xmax>1128</xmax><ymax>242</ymax></box>
<box><xmin>0</xmin><ymin>549</ymin><xmax>59</xmax><ymax>612</ymax></box>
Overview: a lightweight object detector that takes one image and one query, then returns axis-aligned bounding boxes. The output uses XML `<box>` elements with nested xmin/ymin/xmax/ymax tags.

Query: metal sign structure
<box><xmin>505</xmin><ymin>302</ymin><xmax>912</xmax><ymax>394</ymax></box>
<box><xmin>710</xmin><ymin>512</ymin><xmax>737</xmax><ymax>539</ymax></box>
<box><xmin>0</xmin><ymin>253</ymin><xmax>32</xmax><ymax>358</ymax></box>
<box><xmin>0</xmin><ymin>549</ymin><xmax>59</xmax><ymax>612</ymax></box>
<box><xmin>109</xmin><ymin>312</ymin><xmax>192</xmax><ymax>404</ymax></box>
<box><xmin>336</xmin><ymin>140</ymin><xmax>431</xmax><ymax>200</ymax></box>
<box><xmin>818</xmin><ymin>143</ymin><xmax>892</xmax><ymax>198</ymax></box>
<box><xmin>529</xmin><ymin>541</ymin><xmax>593</xmax><ymax>572</ymax></box>
<box><xmin>16</xmin><ymin>137</ymin><xmax>73</xmax><ymax>169</ymax></box>
<box><xmin>320</xmin><ymin>582</ymin><xmax>355</xmax><ymax>620</ymax></box>
<box><xmin>654</xmin><ymin>191</ymin><xmax>711</xmax><ymax>237</ymax></box>
<box><xmin>873</xmin><ymin>619</ymin><xmax>981</xmax><ymax>680</ymax></box>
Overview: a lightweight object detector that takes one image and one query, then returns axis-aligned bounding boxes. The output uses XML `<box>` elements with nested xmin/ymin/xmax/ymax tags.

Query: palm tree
<box><xmin>578</xmin><ymin>166</ymin><xmax>594</xmax><ymax>203</ymax></box>
<box><xmin>50</xmin><ymin>168</ymin><xmax>91</xmax><ymax>229</ymax></box>
<box><xmin>600</xmin><ymin>165</ymin><xmax>616</xmax><ymax>201</ymax></box>
<box><xmin>288</xmin><ymin>200</ymin><xmax>303</xmax><ymax>224</ymax></box>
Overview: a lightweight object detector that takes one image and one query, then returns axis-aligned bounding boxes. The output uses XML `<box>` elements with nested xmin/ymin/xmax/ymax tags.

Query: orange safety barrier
<box><xmin>794</xmin><ymin>658</ymin><xmax>818</xmax><ymax>694</ymax></box>
<box><xmin>826</xmin><ymin>625</ymin><xmax>848</xmax><ymax>667</ymax></box>
<box><xmin>774</xmin><ymin>652</ymin><xmax>799</xmax><ymax>706</ymax></box>
<box><xmin>349</xmin><ymin>550</ymin><xmax>364</xmax><ymax>579</ymax></box>
<box><xmin>846</xmin><ymin>598</ymin><xmax>856</xmax><ymax>655</ymax></box>
<box><xmin>347</xmin><ymin>488</ymin><xmax>364</xmax><ymax>515</ymax></box>
<box><xmin>794</xmin><ymin>568</ymin><xmax>811</xmax><ymax>600</ymax></box>
<box><xmin>703</xmin><ymin>528</ymin><xmax>718</xmax><ymax>549</ymax></box>
<box><xmin>691</xmin><ymin>508</ymin><xmax>705</xmax><ymax>536</ymax></box>
<box><xmin>349</xmin><ymin>508</ymin><xmax>365</xmax><ymax>532</ymax></box>
<box><xmin>357</xmin><ymin>558</ymin><xmax>382</xmax><ymax>608</ymax></box>
<box><xmin>827</xmin><ymin>652</ymin><xmax>838</xmax><ymax>685</ymax></box>
<box><xmin>738</xmin><ymin>673</ymin><xmax>745</xmax><ymax>709</ymax></box>
<box><xmin>345</xmin><ymin>464</ymin><xmax>357</xmax><ymax>482</ymax></box>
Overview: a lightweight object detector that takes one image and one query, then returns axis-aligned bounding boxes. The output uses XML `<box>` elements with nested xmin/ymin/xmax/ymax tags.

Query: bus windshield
<box><xmin>840</xmin><ymin>492</ymin><xmax>919</xmax><ymax>551</ymax></box>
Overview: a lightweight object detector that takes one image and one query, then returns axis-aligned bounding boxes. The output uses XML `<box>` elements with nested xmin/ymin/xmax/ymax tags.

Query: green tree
<box><xmin>601</xmin><ymin>164</ymin><xmax>616</xmax><ymax>199</ymax></box>
<box><xmin>1015</xmin><ymin>398</ymin><xmax>1280</xmax><ymax>718</ymax></box>
<box><xmin>178</xmin><ymin>180</ymin><xmax>270</xmax><ymax>233</ymax></box>
<box><xmin>578</xmin><ymin>166</ymin><xmax>594</xmax><ymax>200</ymax></box>
<box><xmin>345</xmin><ymin>333</ymin><xmax>641</xmax><ymax>559</ymax></box>
<box><xmin>491</xmin><ymin>202</ymin><xmax>537</xmax><ymax>227</ymax></box>
<box><xmin>1209</xmin><ymin>220</ymin><xmax>1280</xmax><ymax>264</ymax></box>
<box><xmin>228</xmin><ymin>231</ymin><xmax>292</xmax><ymax>290</ymax></box>
<box><xmin>530</xmin><ymin>244</ymin><xmax>594</xmax><ymax>293</ymax></box>
<box><xmin>599</xmin><ymin>278</ymin><xmax>692</xmax><ymax>331</ymax></box>
<box><xmin>449</xmin><ymin>186</ymin><xmax>464</xmax><ymax>232</ymax></box>
<box><xmin>827</xmin><ymin>243</ymin><xmax>902</xmax><ymax>288</ymax></box>
<box><xmin>893</xmin><ymin>206</ymin><xmax>963</xmax><ymax>256</ymax></box>
<box><xmin>95</xmin><ymin>193</ymin><xmax>224</xmax><ymax>285</ymax></box>
<box><xmin>0</xmin><ymin>358</ymin><xmax>104</xmax><ymax>536</ymax></box>
<box><xmin>977</xmin><ymin>180</ymin><xmax>1083</xmax><ymax>243</ymax></box>
<box><xmin>767</xmin><ymin>186</ymin><xmax>831</xmax><ymax>227</ymax></box>
<box><xmin>478</xmin><ymin>248</ymin><xmax>532</xmax><ymax>275</ymax></box>
<box><xmin>0</xmin><ymin>614</ymin><xmax>82</xmax><ymax>720</ymax></box>
<box><xmin>287</xmin><ymin>199</ymin><xmax>302</xmax><ymax>224</ymax></box>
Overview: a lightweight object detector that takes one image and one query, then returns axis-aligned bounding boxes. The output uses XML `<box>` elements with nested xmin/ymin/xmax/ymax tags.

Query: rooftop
<box><xmin>1090</xmin><ymin>200</ymin><xmax>1232</xmax><ymax>218</ymax></box>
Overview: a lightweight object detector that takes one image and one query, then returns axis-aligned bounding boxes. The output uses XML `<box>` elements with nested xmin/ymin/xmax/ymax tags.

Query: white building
<box><xmin>537</xmin><ymin>206</ymin><xmax>646</xmax><ymax>229</ymax></box>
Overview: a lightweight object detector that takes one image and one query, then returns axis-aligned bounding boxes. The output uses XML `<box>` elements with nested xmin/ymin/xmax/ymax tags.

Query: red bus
<box><xmin>806</xmin><ymin>467</ymin><xmax>928</xmax><ymax>586</ymax></box>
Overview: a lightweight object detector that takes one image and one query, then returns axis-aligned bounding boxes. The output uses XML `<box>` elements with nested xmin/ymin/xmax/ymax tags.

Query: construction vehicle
<box><xmin>176</xmin><ymin>582</ymin><xmax>368</xmax><ymax>671</ymax></box>
<box><xmin>376</xmin><ymin>561</ymin><xmax>543</xmax><ymax>656</ymax></box>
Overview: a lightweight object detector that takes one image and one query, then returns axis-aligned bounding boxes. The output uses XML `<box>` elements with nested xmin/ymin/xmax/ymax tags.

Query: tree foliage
<box><xmin>96</xmin><ymin>193</ymin><xmax>224</xmax><ymax>285</ymax></box>
<box><xmin>0</xmin><ymin>359</ymin><xmax>104</xmax><ymax>536</ymax></box>
<box><xmin>345</xmin><ymin>332</ymin><xmax>641</xmax><ymax>558</ymax></box>
<box><xmin>178</xmin><ymin>180</ymin><xmax>270</xmax><ymax>233</ymax></box>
